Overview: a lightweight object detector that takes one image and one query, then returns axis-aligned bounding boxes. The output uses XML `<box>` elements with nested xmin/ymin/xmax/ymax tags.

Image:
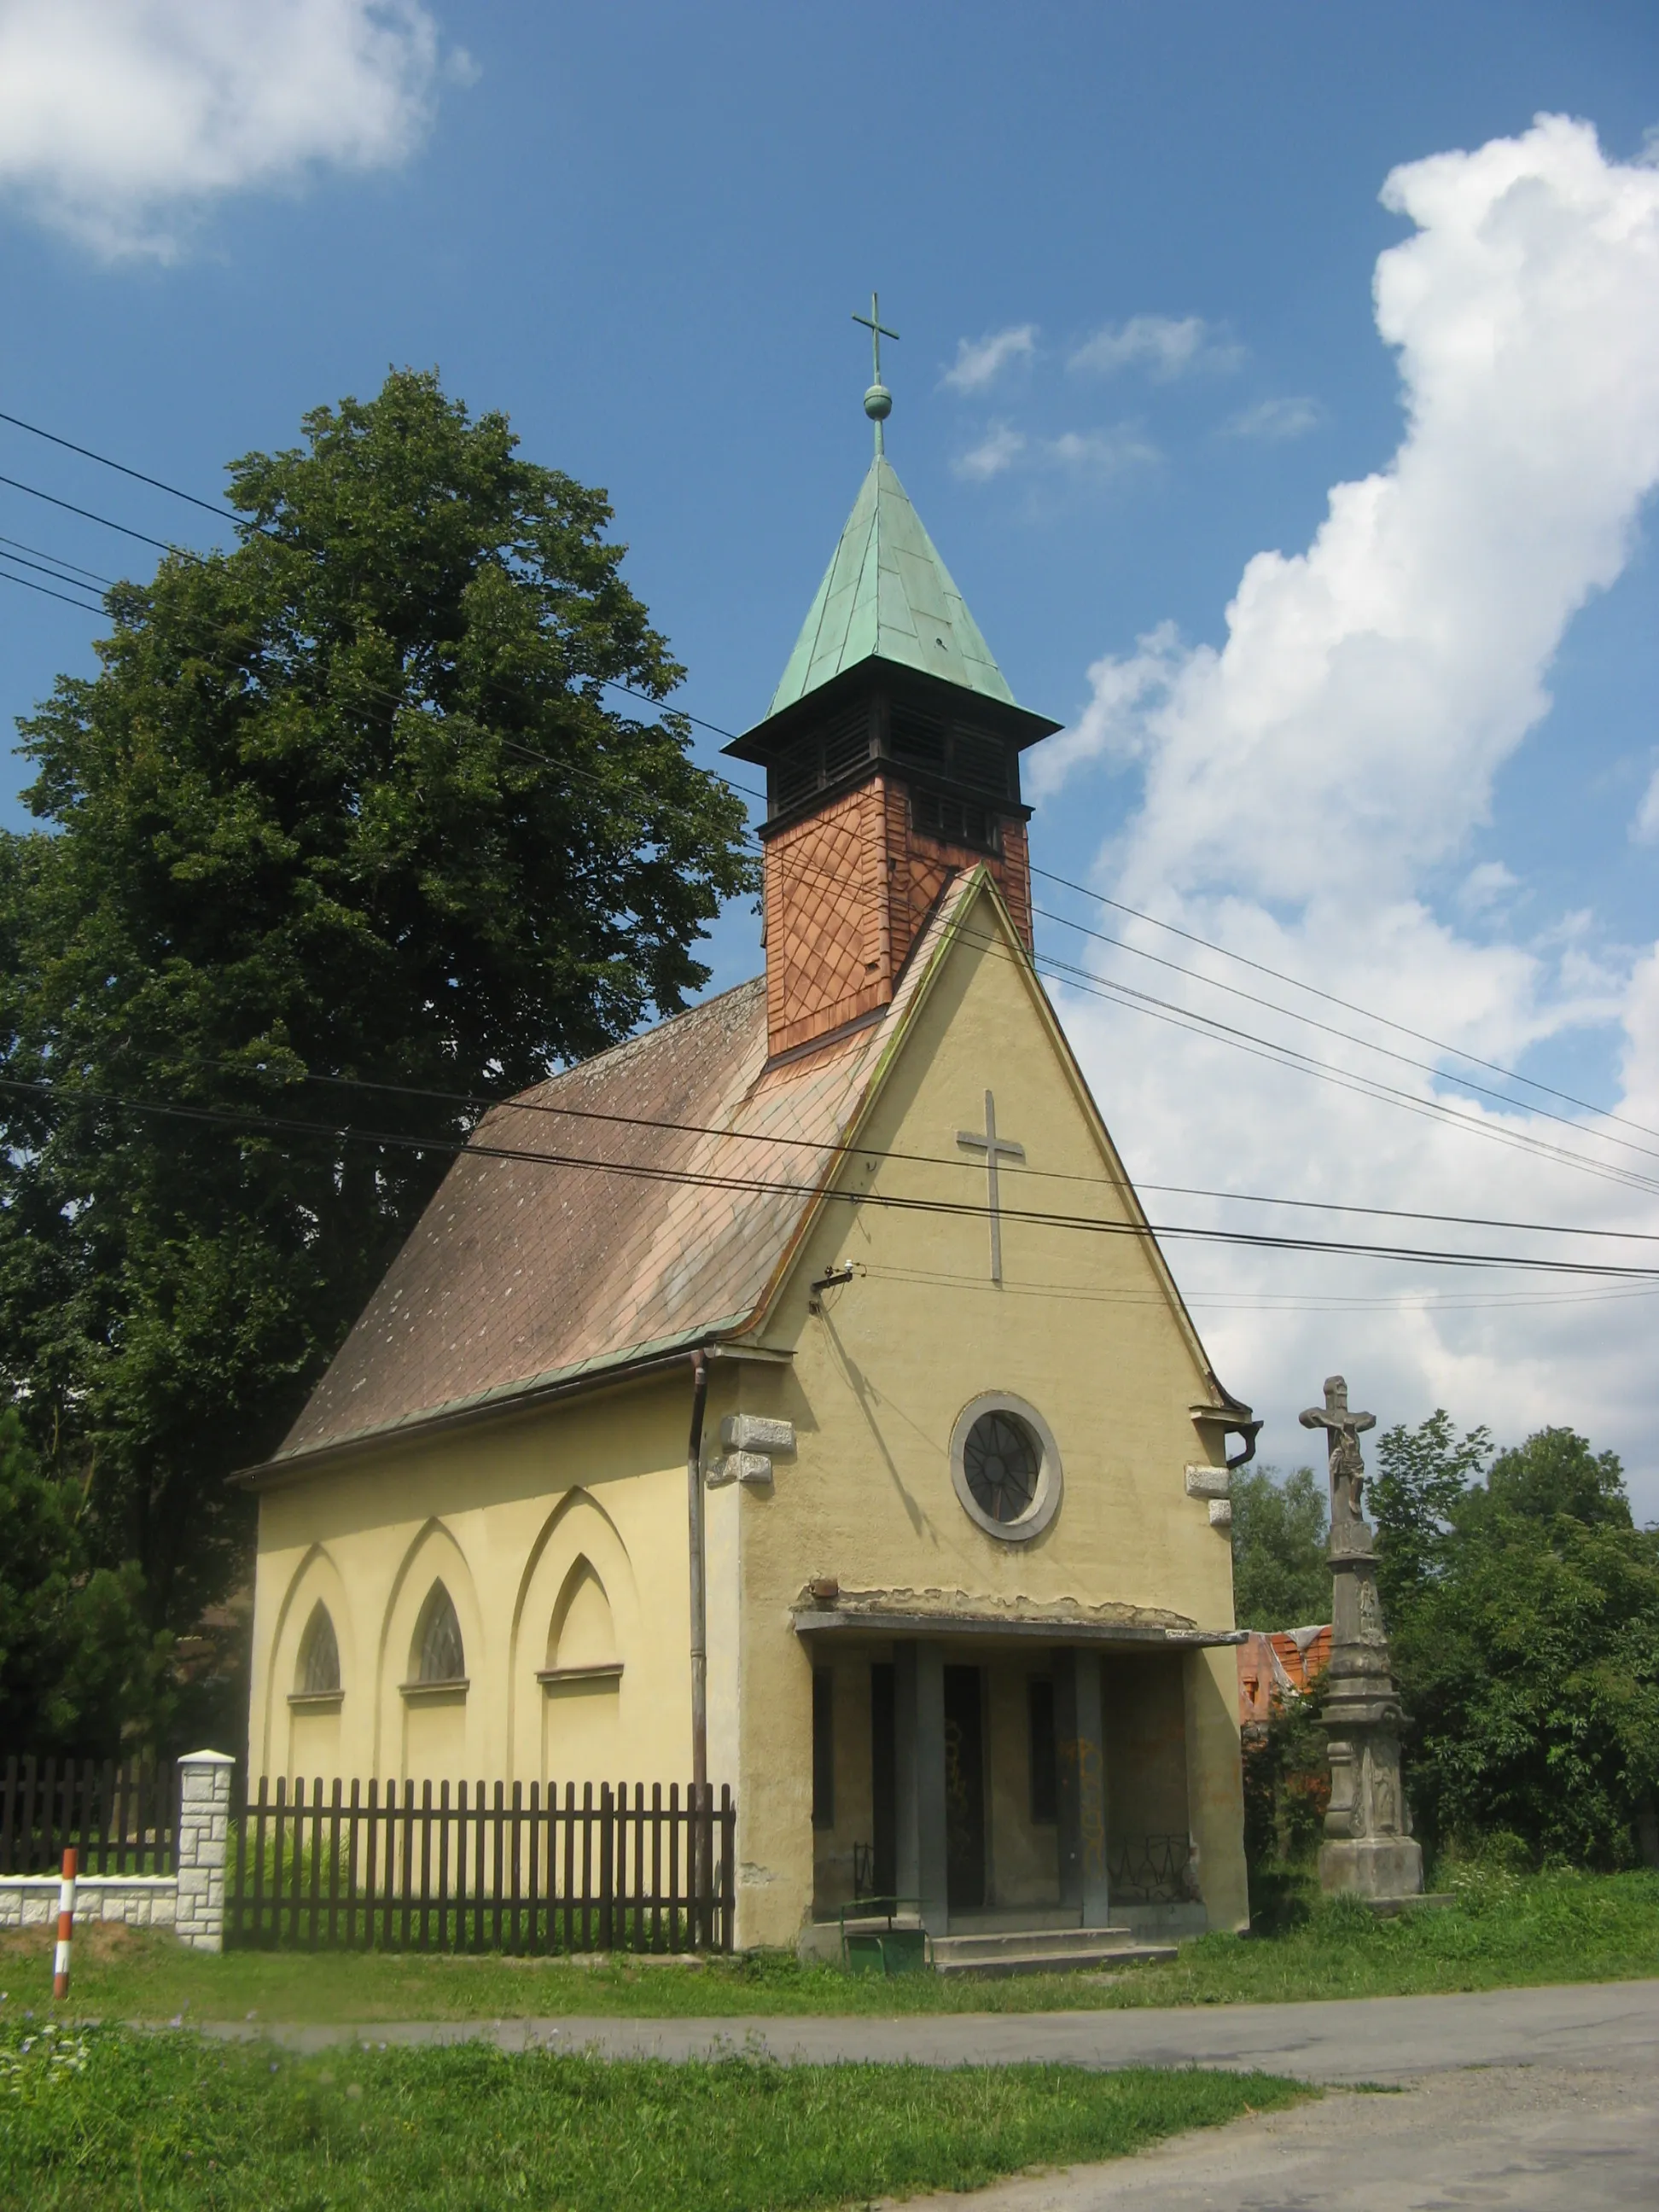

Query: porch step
<box><xmin>930</xmin><ymin>1925</ymin><xmax>1177</xmax><ymax>1977</ymax></box>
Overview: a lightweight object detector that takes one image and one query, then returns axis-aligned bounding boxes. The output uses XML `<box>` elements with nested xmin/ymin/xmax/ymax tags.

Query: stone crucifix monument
<box><xmin>1300</xmin><ymin>1376</ymin><xmax>1424</xmax><ymax>1900</ymax></box>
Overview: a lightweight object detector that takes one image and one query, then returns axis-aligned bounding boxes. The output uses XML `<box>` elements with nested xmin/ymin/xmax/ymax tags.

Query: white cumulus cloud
<box><xmin>952</xmin><ymin>422</ymin><xmax>1027</xmax><ymax>481</ymax></box>
<box><xmin>1224</xmin><ymin>395</ymin><xmax>1324</xmax><ymax>441</ymax></box>
<box><xmin>1036</xmin><ymin>116</ymin><xmax>1659</xmax><ymax>1515</ymax></box>
<box><xmin>1069</xmin><ymin>313</ymin><xmax>1244</xmax><ymax>380</ymax></box>
<box><xmin>1633</xmin><ymin>761</ymin><xmax>1659</xmax><ymax>844</ymax></box>
<box><xmin>0</xmin><ymin>0</ymin><xmax>445</xmax><ymax>258</ymax></box>
<box><xmin>953</xmin><ymin>422</ymin><xmax>1158</xmax><ymax>487</ymax></box>
<box><xmin>941</xmin><ymin>324</ymin><xmax>1036</xmax><ymax>393</ymax></box>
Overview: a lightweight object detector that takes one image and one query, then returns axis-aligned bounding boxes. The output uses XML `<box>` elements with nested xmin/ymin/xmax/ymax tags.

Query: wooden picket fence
<box><xmin>228</xmin><ymin>1777</ymin><xmax>736</xmax><ymax>1954</ymax></box>
<box><xmin>0</xmin><ymin>1756</ymin><xmax>178</xmax><ymax>1876</ymax></box>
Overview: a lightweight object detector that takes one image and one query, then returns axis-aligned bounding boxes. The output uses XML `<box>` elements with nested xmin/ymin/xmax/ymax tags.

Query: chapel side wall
<box><xmin>733</xmin><ymin>885</ymin><xmax>1245</xmax><ymax>1946</ymax></box>
<box><xmin>249</xmin><ymin>1373</ymin><xmax>700</xmax><ymax>1796</ymax></box>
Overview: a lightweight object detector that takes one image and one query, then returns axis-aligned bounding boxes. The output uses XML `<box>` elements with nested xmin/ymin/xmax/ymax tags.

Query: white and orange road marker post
<box><xmin>52</xmin><ymin>1848</ymin><xmax>77</xmax><ymax>2000</ymax></box>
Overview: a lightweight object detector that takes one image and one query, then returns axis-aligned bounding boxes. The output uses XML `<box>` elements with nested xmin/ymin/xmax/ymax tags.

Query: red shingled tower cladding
<box><xmin>760</xmin><ymin>766</ymin><xmax>1035</xmax><ymax>1059</ymax></box>
<box><xmin>725</xmin><ymin>448</ymin><xmax>1057</xmax><ymax>1063</ymax></box>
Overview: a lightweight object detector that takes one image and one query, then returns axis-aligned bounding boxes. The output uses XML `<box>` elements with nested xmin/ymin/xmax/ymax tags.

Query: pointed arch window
<box><xmin>414</xmin><ymin>1582</ymin><xmax>466</xmax><ymax>1685</ymax></box>
<box><xmin>295</xmin><ymin>1602</ymin><xmax>341</xmax><ymax>1696</ymax></box>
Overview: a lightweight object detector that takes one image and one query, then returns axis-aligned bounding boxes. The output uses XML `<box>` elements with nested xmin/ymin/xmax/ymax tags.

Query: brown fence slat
<box><xmin>326</xmin><ymin>1779</ymin><xmax>342</xmax><ymax>1947</ymax></box>
<box><xmin>527</xmin><ymin>1782</ymin><xmax>541</xmax><ymax>1957</ymax></box>
<box><xmin>437</xmin><ymin>1782</ymin><xmax>451</xmax><ymax>1953</ymax></box>
<box><xmin>0</xmin><ymin>1755</ymin><xmax>16</xmax><ymax>1875</ymax></box>
<box><xmin>720</xmin><ymin>1784</ymin><xmax>735</xmax><ymax>1953</ymax></box>
<box><xmin>307</xmin><ymin>1778</ymin><xmax>323</xmax><ymax>1950</ymax></box>
<box><xmin>561</xmin><ymin>1781</ymin><xmax>573</xmax><ymax>1955</ymax></box>
<box><xmin>346</xmin><ymin>1779</ymin><xmax>362</xmax><ymax>1949</ymax></box>
<box><xmin>418</xmin><ymin>1782</ymin><xmax>433</xmax><ymax>1953</ymax></box>
<box><xmin>471</xmin><ymin>1779</ymin><xmax>486</xmax><ymax>1953</ymax></box>
<box><xmin>22</xmin><ymin>1760</ymin><xmax>745</xmax><ymax>1958</ymax></box>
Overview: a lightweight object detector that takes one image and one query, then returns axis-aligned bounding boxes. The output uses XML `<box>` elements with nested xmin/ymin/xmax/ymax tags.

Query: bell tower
<box><xmin>728</xmin><ymin>297</ymin><xmax>1059</xmax><ymax>1061</ymax></box>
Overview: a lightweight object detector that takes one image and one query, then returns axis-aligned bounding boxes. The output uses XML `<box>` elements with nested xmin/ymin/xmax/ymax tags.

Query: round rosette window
<box><xmin>949</xmin><ymin>1394</ymin><xmax>1063</xmax><ymax>1542</ymax></box>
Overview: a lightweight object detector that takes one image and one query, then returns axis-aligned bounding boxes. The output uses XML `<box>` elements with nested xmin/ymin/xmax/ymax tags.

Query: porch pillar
<box><xmin>1055</xmin><ymin>1648</ymin><xmax>1110</xmax><ymax>1925</ymax></box>
<box><xmin>894</xmin><ymin>1640</ymin><xmax>948</xmax><ymax>1930</ymax></box>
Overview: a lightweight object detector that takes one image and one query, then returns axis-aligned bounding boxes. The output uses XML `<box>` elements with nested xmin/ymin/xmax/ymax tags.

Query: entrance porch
<box><xmin>794</xmin><ymin>1607</ymin><xmax>1244</xmax><ymax>1955</ymax></box>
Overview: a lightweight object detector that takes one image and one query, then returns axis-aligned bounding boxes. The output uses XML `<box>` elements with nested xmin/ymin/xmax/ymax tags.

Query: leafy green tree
<box><xmin>1231</xmin><ymin>1464</ymin><xmax>1330</xmax><ymax>1629</ymax></box>
<box><xmin>1483</xmin><ymin>1427</ymin><xmax>1631</xmax><ymax>1530</ymax></box>
<box><xmin>1241</xmin><ymin>1672</ymin><xmax>1330</xmax><ymax>1876</ymax></box>
<box><xmin>0</xmin><ymin>1408</ymin><xmax>163</xmax><ymax>1754</ymax></box>
<box><xmin>1370</xmin><ymin>1409</ymin><xmax>1491</xmax><ymax>1619</ymax></box>
<box><xmin>0</xmin><ymin>370</ymin><xmax>755</xmax><ymax>1650</ymax></box>
<box><xmin>1389</xmin><ymin>1428</ymin><xmax>1659</xmax><ymax>1866</ymax></box>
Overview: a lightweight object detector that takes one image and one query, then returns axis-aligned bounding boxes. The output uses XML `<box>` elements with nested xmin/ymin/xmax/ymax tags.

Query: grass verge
<box><xmin>3</xmin><ymin>1868</ymin><xmax>1654</xmax><ymax>2025</ymax></box>
<box><xmin>0</xmin><ymin>2025</ymin><xmax>1307</xmax><ymax>2211</ymax></box>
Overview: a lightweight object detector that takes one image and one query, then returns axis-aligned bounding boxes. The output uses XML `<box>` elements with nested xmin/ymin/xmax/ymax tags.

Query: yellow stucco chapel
<box><xmin>243</xmin><ymin>364</ymin><xmax>1260</xmax><ymax>1954</ymax></box>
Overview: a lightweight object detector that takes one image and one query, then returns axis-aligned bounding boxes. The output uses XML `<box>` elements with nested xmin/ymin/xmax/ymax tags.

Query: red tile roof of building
<box><xmin>268</xmin><ymin>876</ymin><xmax>983</xmax><ymax>1472</ymax></box>
<box><xmin>1237</xmin><ymin>1625</ymin><xmax>1333</xmax><ymax>1726</ymax></box>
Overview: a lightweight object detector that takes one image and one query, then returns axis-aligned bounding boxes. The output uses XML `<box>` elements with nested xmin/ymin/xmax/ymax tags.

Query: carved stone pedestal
<box><xmin>1319</xmin><ymin>1837</ymin><xmax>1423</xmax><ymax>1899</ymax></box>
<box><xmin>1301</xmin><ymin>1377</ymin><xmax>1423</xmax><ymax>1906</ymax></box>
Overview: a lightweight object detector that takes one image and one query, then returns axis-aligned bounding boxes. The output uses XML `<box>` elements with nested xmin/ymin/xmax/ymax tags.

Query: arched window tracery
<box><xmin>294</xmin><ymin>1600</ymin><xmax>341</xmax><ymax>1697</ymax></box>
<box><xmin>413</xmin><ymin>1581</ymin><xmax>466</xmax><ymax>1684</ymax></box>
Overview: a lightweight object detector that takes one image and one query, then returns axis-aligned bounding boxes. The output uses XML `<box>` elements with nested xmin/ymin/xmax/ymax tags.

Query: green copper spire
<box><xmin>769</xmin><ymin>453</ymin><xmax>1019</xmax><ymax>715</ymax></box>
<box><xmin>766</xmin><ymin>300</ymin><xmax>1022</xmax><ymax>717</ymax></box>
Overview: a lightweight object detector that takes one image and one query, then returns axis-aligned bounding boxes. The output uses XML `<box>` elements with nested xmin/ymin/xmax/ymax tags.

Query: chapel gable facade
<box><xmin>245</xmin><ymin>406</ymin><xmax>1255</xmax><ymax>1952</ymax></box>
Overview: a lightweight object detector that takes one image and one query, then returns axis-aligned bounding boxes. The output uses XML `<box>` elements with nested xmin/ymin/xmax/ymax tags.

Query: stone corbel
<box><xmin>706</xmin><ymin>1414</ymin><xmax>796</xmax><ymax>1489</ymax></box>
<box><xmin>1185</xmin><ymin>1463</ymin><xmax>1233</xmax><ymax>1529</ymax></box>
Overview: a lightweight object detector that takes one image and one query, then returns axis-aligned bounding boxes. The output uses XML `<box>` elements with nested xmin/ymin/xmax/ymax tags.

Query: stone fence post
<box><xmin>174</xmin><ymin>1750</ymin><xmax>235</xmax><ymax>1953</ymax></box>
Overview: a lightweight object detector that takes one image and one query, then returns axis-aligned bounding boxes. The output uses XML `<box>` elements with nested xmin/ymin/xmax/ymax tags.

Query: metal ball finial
<box><xmin>864</xmin><ymin>382</ymin><xmax>892</xmax><ymax>422</ymax></box>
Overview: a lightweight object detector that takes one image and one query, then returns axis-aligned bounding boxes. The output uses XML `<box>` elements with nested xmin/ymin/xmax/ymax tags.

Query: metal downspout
<box><xmin>686</xmin><ymin>1348</ymin><xmax>710</xmax><ymax>1800</ymax></box>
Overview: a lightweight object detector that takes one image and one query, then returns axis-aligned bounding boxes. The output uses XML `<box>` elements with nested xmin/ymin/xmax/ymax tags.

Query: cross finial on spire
<box><xmin>852</xmin><ymin>290</ymin><xmax>899</xmax><ymax>454</ymax></box>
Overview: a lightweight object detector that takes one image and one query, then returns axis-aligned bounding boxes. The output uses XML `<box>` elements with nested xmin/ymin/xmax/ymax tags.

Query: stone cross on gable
<box><xmin>957</xmin><ymin>1090</ymin><xmax>1024</xmax><ymax>1285</ymax></box>
<box><xmin>1300</xmin><ymin>1373</ymin><xmax>1377</xmax><ymax>1533</ymax></box>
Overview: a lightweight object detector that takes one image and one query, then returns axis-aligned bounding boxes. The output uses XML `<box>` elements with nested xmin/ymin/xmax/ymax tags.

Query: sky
<box><xmin>1</xmin><ymin>1</ymin><xmax>1657</xmax><ymax>1514</ymax></box>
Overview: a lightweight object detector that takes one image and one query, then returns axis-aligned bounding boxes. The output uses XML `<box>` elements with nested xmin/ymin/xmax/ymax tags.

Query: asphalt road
<box><xmin>201</xmin><ymin>1979</ymin><xmax>1659</xmax><ymax>2209</ymax></box>
<box><xmin>216</xmin><ymin>1974</ymin><xmax>1659</xmax><ymax>2079</ymax></box>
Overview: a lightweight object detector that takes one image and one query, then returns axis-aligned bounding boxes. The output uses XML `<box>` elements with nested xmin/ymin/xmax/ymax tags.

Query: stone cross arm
<box><xmin>1300</xmin><ymin>1374</ymin><xmax>1376</xmax><ymax>1440</ymax></box>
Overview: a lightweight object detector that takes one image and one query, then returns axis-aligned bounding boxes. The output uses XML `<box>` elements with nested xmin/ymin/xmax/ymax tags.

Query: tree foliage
<box><xmin>1230</xmin><ymin>1463</ymin><xmax>1330</xmax><ymax>1628</ymax></box>
<box><xmin>1237</xmin><ymin>1413</ymin><xmax>1659</xmax><ymax>1871</ymax></box>
<box><xmin>1384</xmin><ymin>1418</ymin><xmax>1659</xmax><ymax>1866</ymax></box>
<box><xmin>1370</xmin><ymin>1408</ymin><xmax>1492</xmax><ymax>1618</ymax></box>
<box><xmin>0</xmin><ymin>370</ymin><xmax>756</xmax><ymax>1664</ymax></box>
<box><xmin>0</xmin><ymin>1408</ymin><xmax>163</xmax><ymax>1754</ymax></box>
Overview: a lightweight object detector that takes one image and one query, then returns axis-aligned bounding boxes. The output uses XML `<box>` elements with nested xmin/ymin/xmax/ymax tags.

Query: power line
<box><xmin>0</xmin><ymin>405</ymin><xmax>240</xmax><ymax>527</ymax></box>
<box><xmin>0</xmin><ymin>470</ymin><xmax>185</xmax><ymax>555</ymax></box>
<box><xmin>6</xmin><ymin>1068</ymin><xmax>1659</xmax><ymax>1279</ymax></box>
<box><xmin>1028</xmin><ymin>895</ymin><xmax>1659</xmax><ymax>1169</ymax></box>
<box><xmin>0</xmin><ymin>544</ymin><xmax>111</xmax><ymax>599</ymax></box>
<box><xmin>1030</xmin><ymin>861</ymin><xmax>1659</xmax><ymax>1150</ymax></box>
<box><xmin>0</xmin><ymin>533</ymin><xmax>114</xmax><ymax>588</ymax></box>
<box><xmin>8</xmin><ymin>416</ymin><xmax>1652</xmax><ymax>1185</ymax></box>
<box><xmin>0</xmin><ymin>563</ymin><xmax>106</xmax><ymax>617</ymax></box>
<box><xmin>1021</xmin><ymin>930</ymin><xmax>1659</xmax><ymax>1201</ymax></box>
<box><xmin>274</xmin><ymin>1061</ymin><xmax>1659</xmax><ymax>1245</ymax></box>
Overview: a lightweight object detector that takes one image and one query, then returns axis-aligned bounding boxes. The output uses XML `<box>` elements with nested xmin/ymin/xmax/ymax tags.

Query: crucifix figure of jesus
<box><xmin>1299</xmin><ymin>1373</ymin><xmax>1377</xmax><ymax>1533</ymax></box>
<box><xmin>958</xmin><ymin>1090</ymin><xmax>1024</xmax><ymax>1285</ymax></box>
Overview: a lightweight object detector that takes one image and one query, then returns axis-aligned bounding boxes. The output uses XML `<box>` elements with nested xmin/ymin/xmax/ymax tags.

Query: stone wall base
<box><xmin>0</xmin><ymin>1874</ymin><xmax>178</xmax><ymax>1930</ymax></box>
<box><xmin>1319</xmin><ymin>1836</ymin><xmax>1424</xmax><ymax>1900</ymax></box>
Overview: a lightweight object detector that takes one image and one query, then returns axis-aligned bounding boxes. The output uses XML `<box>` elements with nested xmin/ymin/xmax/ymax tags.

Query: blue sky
<box><xmin>2</xmin><ymin>2</ymin><xmax>1657</xmax><ymax>1505</ymax></box>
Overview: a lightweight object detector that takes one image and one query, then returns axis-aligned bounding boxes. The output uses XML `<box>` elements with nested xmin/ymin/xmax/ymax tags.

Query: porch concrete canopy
<box><xmin>789</xmin><ymin>1594</ymin><xmax>1246</xmax><ymax>1651</ymax></box>
<box><xmin>795</xmin><ymin>1597</ymin><xmax>1243</xmax><ymax>1936</ymax></box>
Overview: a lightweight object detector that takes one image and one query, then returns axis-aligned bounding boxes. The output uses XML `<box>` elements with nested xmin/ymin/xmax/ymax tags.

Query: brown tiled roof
<box><xmin>273</xmin><ymin>882</ymin><xmax>977</xmax><ymax>1469</ymax></box>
